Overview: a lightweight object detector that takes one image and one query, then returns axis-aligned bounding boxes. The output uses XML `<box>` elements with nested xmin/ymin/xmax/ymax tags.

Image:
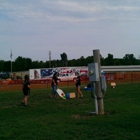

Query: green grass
<box><xmin>0</xmin><ymin>83</ymin><xmax>140</xmax><ymax>140</ymax></box>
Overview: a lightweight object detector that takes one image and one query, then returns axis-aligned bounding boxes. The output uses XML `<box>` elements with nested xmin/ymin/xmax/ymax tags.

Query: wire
<box><xmin>90</xmin><ymin>82</ymin><xmax>94</xmax><ymax>98</ymax></box>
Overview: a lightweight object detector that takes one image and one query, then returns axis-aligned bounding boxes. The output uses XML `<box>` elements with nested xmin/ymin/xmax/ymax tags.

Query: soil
<box><xmin>0</xmin><ymin>81</ymin><xmax>78</xmax><ymax>92</ymax></box>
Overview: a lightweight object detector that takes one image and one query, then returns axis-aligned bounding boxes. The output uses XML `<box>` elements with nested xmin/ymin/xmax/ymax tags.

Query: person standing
<box><xmin>22</xmin><ymin>75</ymin><xmax>30</xmax><ymax>106</ymax></box>
<box><xmin>75</xmin><ymin>72</ymin><xmax>83</xmax><ymax>98</ymax></box>
<box><xmin>50</xmin><ymin>72</ymin><xmax>59</xmax><ymax>98</ymax></box>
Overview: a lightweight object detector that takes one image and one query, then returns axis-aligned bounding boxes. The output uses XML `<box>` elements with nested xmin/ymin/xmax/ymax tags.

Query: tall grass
<box><xmin>0</xmin><ymin>83</ymin><xmax>140</xmax><ymax>140</ymax></box>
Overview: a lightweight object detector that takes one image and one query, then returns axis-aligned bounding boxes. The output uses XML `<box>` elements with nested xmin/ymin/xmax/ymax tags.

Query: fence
<box><xmin>1</xmin><ymin>71</ymin><xmax>140</xmax><ymax>88</ymax></box>
<box><xmin>2</xmin><ymin>64</ymin><xmax>140</xmax><ymax>87</ymax></box>
<box><xmin>105</xmin><ymin>71</ymin><xmax>140</xmax><ymax>84</ymax></box>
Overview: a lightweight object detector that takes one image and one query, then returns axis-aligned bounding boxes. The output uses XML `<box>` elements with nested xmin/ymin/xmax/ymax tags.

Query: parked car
<box><xmin>57</xmin><ymin>73</ymin><xmax>77</xmax><ymax>82</ymax></box>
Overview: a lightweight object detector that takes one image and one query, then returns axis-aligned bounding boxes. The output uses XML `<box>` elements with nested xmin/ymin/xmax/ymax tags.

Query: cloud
<box><xmin>1</xmin><ymin>0</ymin><xmax>140</xmax><ymax>23</ymax></box>
<box><xmin>1</xmin><ymin>0</ymin><xmax>140</xmax><ymax>61</ymax></box>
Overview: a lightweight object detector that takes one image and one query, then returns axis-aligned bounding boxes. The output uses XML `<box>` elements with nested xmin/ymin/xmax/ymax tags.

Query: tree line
<box><xmin>0</xmin><ymin>53</ymin><xmax>140</xmax><ymax>72</ymax></box>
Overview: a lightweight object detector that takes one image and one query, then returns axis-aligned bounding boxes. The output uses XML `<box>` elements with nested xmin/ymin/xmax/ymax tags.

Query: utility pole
<box><xmin>49</xmin><ymin>51</ymin><xmax>51</xmax><ymax>68</ymax></box>
<box><xmin>93</xmin><ymin>50</ymin><xmax>104</xmax><ymax>115</ymax></box>
<box><xmin>10</xmin><ymin>49</ymin><xmax>12</xmax><ymax>73</ymax></box>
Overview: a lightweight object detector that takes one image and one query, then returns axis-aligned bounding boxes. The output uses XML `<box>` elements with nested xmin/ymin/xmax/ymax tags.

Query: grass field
<box><xmin>0</xmin><ymin>83</ymin><xmax>140</xmax><ymax>140</ymax></box>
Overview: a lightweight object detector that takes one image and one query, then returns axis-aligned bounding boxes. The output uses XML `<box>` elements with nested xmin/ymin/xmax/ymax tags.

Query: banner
<box><xmin>29</xmin><ymin>67</ymin><xmax>88</xmax><ymax>81</ymax></box>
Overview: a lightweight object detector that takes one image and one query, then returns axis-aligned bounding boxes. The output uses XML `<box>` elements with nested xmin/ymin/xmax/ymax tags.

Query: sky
<box><xmin>1</xmin><ymin>0</ymin><xmax>140</xmax><ymax>62</ymax></box>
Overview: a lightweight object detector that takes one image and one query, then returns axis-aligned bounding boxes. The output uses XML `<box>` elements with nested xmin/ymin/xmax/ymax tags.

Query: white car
<box><xmin>58</xmin><ymin>73</ymin><xmax>77</xmax><ymax>82</ymax></box>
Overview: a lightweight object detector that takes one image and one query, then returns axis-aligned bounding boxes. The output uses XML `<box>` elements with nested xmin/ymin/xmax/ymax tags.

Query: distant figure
<box><xmin>75</xmin><ymin>72</ymin><xmax>83</xmax><ymax>98</ymax></box>
<box><xmin>22</xmin><ymin>75</ymin><xmax>30</xmax><ymax>106</ymax></box>
<box><xmin>50</xmin><ymin>72</ymin><xmax>59</xmax><ymax>98</ymax></box>
<box><xmin>34</xmin><ymin>70</ymin><xmax>39</xmax><ymax>79</ymax></box>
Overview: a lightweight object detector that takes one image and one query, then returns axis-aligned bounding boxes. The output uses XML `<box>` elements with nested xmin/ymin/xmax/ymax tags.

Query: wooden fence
<box><xmin>0</xmin><ymin>71</ymin><xmax>140</xmax><ymax>87</ymax></box>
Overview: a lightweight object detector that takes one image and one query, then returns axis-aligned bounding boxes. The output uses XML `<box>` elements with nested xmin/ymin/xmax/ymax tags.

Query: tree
<box><xmin>113</xmin><ymin>58</ymin><xmax>122</xmax><ymax>65</ymax></box>
<box><xmin>0</xmin><ymin>60</ymin><xmax>4</xmax><ymax>71</ymax></box>
<box><xmin>3</xmin><ymin>61</ymin><xmax>11</xmax><ymax>72</ymax></box>
<box><xmin>105</xmin><ymin>53</ymin><xmax>114</xmax><ymax>65</ymax></box>
<box><xmin>78</xmin><ymin>56</ymin><xmax>85</xmax><ymax>66</ymax></box>
<box><xmin>123</xmin><ymin>54</ymin><xmax>137</xmax><ymax>65</ymax></box>
<box><xmin>14</xmin><ymin>56</ymin><xmax>32</xmax><ymax>71</ymax></box>
<box><xmin>2</xmin><ymin>53</ymin><xmax>140</xmax><ymax>73</ymax></box>
<box><xmin>100</xmin><ymin>55</ymin><xmax>105</xmax><ymax>66</ymax></box>
<box><xmin>60</xmin><ymin>52</ymin><xmax>68</xmax><ymax>66</ymax></box>
<box><xmin>31</xmin><ymin>61</ymin><xmax>41</xmax><ymax>69</ymax></box>
<box><xmin>25</xmin><ymin>58</ymin><xmax>32</xmax><ymax>70</ymax></box>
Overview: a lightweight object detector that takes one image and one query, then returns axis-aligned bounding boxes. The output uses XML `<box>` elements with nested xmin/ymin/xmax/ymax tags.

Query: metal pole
<box><xmin>93</xmin><ymin>50</ymin><xmax>104</xmax><ymax>115</ymax></box>
<box><xmin>94</xmin><ymin>83</ymin><xmax>98</xmax><ymax>114</ymax></box>
<box><xmin>10</xmin><ymin>49</ymin><xmax>12</xmax><ymax>73</ymax></box>
<box><xmin>11</xmin><ymin>61</ymin><xmax>12</xmax><ymax>73</ymax></box>
<box><xmin>49</xmin><ymin>51</ymin><xmax>51</xmax><ymax>68</ymax></box>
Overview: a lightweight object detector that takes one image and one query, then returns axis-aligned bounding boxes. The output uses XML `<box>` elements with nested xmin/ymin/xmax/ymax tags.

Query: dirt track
<box><xmin>0</xmin><ymin>84</ymin><xmax>48</xmax><ymax>92</ymax></box>
<box><xmin>0</xmin><ymin>81</ymin><xmax>79</xmax><ymax>92</ymax></box>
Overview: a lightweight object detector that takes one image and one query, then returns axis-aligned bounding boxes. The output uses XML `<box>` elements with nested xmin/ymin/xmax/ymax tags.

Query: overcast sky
<box><xmin>1</xmin><ymin>0</ymin><xmax>140</xmax><ymax>61</ymax></box>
